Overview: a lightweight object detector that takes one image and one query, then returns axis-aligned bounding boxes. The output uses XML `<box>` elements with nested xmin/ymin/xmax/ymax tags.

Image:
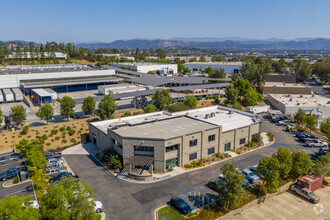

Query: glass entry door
<box><xmin>166</xmin><ymin>158</ymin><xmax>178</xmax><ymax>169</ymax></box>
<box><xmin>224</xmin><ymin>143</ymin><xmax>231</xmax><ymax>152</ymax></box>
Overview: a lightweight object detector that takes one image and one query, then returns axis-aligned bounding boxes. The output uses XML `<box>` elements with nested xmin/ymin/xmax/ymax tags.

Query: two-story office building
<box><xmin>89</xmin><ymin>105</ymin><xmax>261</xmax><ymax>171</ymax></box>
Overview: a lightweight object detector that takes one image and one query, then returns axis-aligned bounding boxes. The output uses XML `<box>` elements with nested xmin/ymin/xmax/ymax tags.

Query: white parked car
<box><xmin>306</xmin><ymin>139</ymin><xmax>328</xmax><ymax>148</ymax></box>
<box><xmin>93</xmin><ymin>201</ymin><xmax>103</xmax><ymax>213</ymax></box>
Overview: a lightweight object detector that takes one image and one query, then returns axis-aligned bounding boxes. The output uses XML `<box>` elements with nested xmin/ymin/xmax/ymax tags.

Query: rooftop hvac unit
<box><xmin>297</xmin><ymin>103</ymin><xmax>300</xmax><ymax>105</ymax></box>
<box><xmin>229</xmin><ymin>110</ymin><xmax>233</xmax><ymax>115</ymax></box>
<box><xmin>300</xmin><ymin>95</ymin><xmax>303</xmax><ymax>98</ymax></box>
<box><xmin>205</xmin><ymin>114</ymin><xmax>210</xmax><ymax>119</ymax></box>
<box><xmin>211</xmin><ymin>112</ymin><xmax>215</xmax><ymax>117</ymax></box>
<box><xmin>289</xmin><ymin>98</ymin><xmax>293</xmax><ymax>101</ymax></box>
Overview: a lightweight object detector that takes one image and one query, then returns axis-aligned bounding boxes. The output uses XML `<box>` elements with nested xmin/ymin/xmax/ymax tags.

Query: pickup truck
<box><xmin>306</xmin><ymin>139</ymin><xmax>328</xmax><ymax>148</ymax></box>
<box><xmin>0</xmin><ymin>167</ymin><xmax>18</xmax><ymax>181</ymax></box>
<box><xmin>290</xmin><ymin>184</ymin><xmax>320</xmax><ymax>204</ymax></box>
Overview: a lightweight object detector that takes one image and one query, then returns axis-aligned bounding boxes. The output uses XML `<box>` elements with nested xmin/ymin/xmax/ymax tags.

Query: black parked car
<box><xmin>170</xmin><ymin>197</ymin><xmax>191</xmax><ymax>215</ymax></box>
<box><xmin>207</xmin><ymin>180</ymin><xmax>219</xmax><ymax>191</ymax></box>
<box><xmin>45</xmin><ymin>152</ymin><xmax>62</xmax><ymax>159</ymax></box>
<box><xmin>0</xmin><ymin>167</ymin><xmax>18</xmax><ymax>181</ymax></box>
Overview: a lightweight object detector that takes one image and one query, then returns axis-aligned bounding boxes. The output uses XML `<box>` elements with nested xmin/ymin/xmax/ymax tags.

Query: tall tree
<box><xmin>274</xmin><ymin>147</ymin><xmax>292</xmax><ymax>179</ymax></box>
<box><xmin>313</xmin><ymin>60</ymin><xmax>330</xmax><ymax>83</ymax></box>
<box><xmin>290</xmin><ymin>149</ymin><xmax>312</xmax><ymax>178</ymax></box>
<box><xmin>294</xmin><ymin>56</ymin><xmax>311</xmax><ymax>82</ymax></box>
<box><xmin>97</xmin><ymin>94</ymin><xmax>117</xmax><ymax>120</ymax></box>
<box><xmin>311</xmin><ymin>154</ymin><xmax>330</xmax><ymax>176</ymax></box>
<box><xmin>320</xmin><ymin>118</ymin><xmax>330</xmax><ymax>139</ymax></box>
<box><xmin>184</xmin><ymin>96</ymin><xmax>197</xmax><ymax>109</ymax></box>
<box><xmin>0</xmin><ymin>195</ymin><xmax>39</xmax><ymax>219</ymax></box>
<box><xmin>217</xmin><ymin>163</ymin><xmax>245</xmax><ymax>209</ymax></box>
<box><xmin>224</xmin><ymin>85</ymin><xmax>238</xmax><ymax>105</ymax></box>
<box><xmin>10</xmin><ymin>105</ymin><xmax>27</xmax><ymax>126</ymax></box>
<box><xmin>294</xmin><ymin>108</ymin><xmax>307</xmax><ymax>127</ymax></box>
<box><xmin>243</xmin><ymin>90</ymin><xmax>263</xmax><ymax>106</ymax></box>
<box><xmin>233</xmin><ymin>79</ymin><xmax>252</xmax><ymax>96</ymax></box>
<box><xmin>257</xmin><ymin>156</ymin><xmax>280</xmax><ymax>193</ymax></box>
<box><xmin>16</xmin><ymin>139</ymin><xmax>47</xmax><ymax>169</ymax></box>
<box><xmin>152</xmin><ymin>89</ymin><xmax>172</xmax><ymax>110</ymax></box>
<box><xmin>82</xmin><ymin>96</ymin><xmax>96</xmax><ymax>115</ymax></box>
<box><xmin>60</xmin><ymin>96</ymin><xmax>76</xmax><ymax>120</ymax></box>
<box><xmin>305</xmin><ymin>114</ymin><xmax>318</xmax><ymax>134</ymax></box>
<box><xmin>40</xmin><ymin>178</ymin><xmax>96</xmax><ymax>220</ymax></box>
<box><xmin>144</xmin><ymin>104</ymin><xmax>157</xmax><ymax>113</ymax></box>
<box><xmin>209</xmin><ymin>68</ymin><xmax>226</xmax><ymax>78</ymax></box>
<box><xmin>36</xmin><ymin>103</ymin><xmax>54</xmax><ymax>124</ymax></box>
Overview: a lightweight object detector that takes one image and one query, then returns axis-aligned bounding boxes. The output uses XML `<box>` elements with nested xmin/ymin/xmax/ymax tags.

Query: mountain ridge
<box><xmin>76</xmin><ymin>38</ymin><xmax>330</xmax><ymax>50</ymax></box>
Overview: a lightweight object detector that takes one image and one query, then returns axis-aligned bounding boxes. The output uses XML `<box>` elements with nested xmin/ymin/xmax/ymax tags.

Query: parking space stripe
<box><xmin>260</xmin><ymin>205</ymin><xmax>286</xmax><ymax>220</ymax></box>
<box><xmin>250</xmin><ymin>208</ymin><xmax>270</xmax><ymax>220</ymax></box>
<box><xmin>282</xmin><ymin>194</ymin><xmax>308</xmax><ymax>207</ymax></box>
<box><xmin>268</xmin><ymin>202</ymin><xmax>294</xmax><ymax>215</ymax></box>
<box><xmin>242</xmin><ymin>211</ymin><xmax>256</xmax><ymax>220</ymax></box>
<box><xmin>276</xmin><ymin>198</ymin><xmax>301</xmax><ymax>211</ymax></box>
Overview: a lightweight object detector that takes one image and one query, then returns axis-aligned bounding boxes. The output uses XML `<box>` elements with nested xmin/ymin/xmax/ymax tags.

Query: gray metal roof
<box><xmin>113</xmin><ymin>89</ymin><xmax>162</xmax><ymax>100</ymax></box>
<box><xmin>102</xmin><ymin>65</ymin><xmax>146</xmax><ymax>77</ymax></box>
<box><xmin>21</xmin><ymin>77</ymin><xmax>123</xmax><ymax>89</ymax></box>
<box><xmin>128</xmin><ymin>76</ymin><xmax>174</xmax><ymax>87</ymax></box>
<box><xmin>170</xmin><ymin>83</ymin><xmax>230</xmax><ymax>92</ymax></box>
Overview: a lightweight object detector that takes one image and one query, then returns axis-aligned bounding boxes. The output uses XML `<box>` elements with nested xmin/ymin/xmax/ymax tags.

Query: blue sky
<box><xmin>0</xmin><ymin>0</ymin><xmax>329</xmax><ymax>43</ymax></box>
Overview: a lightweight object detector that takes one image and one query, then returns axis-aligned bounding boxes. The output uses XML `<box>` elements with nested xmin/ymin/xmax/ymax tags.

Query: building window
<box><xmin>134</xmin><ymin>146</ymin><xmax>154</xmax><ymax>152</ymax></box>
<box><xmin>208</xmin><ymin>134</ymin><xmax>216</xmax><ymax>142</ymax></box>
<box><xmin>239</xmin><ymin>138</ymin><xmax>246</xmax><ymax>145</ymax></box>
<box><xmin>189</xmin><ymin>153</ymin><xmax>197</xmax><ymax>160</ymax></box>
<box><xmin>166</xmin><ymin>158</ymin><xmax>178</xmax><ymax>169</ymax></box>
<box><xmin>112</xmin><ymin>139</ymin><xmax>122</xmax><ymax>148</ymax></box>
<box><xmin>189</xmin><ymin>139</ymin><xmax>197</xmax><ymax>147</ymax></box>
<box><xmin>208</xmin><ymin>147</ymin><xmax>215</xmax><ymax>155</ymax></box>
<box><xmin>251</xmin><ymin>134</ymin><xmax>258</xmax><ymax>140</ymax></box>
<box><xmin>166</xmin><ymin>144</ymin><xmax>179</xmax><ymax>152</ymax></box>
<box><xmin>224</xmin><ymin>142</ymin><xmax>231</xmax><ymax>152</ymax></box>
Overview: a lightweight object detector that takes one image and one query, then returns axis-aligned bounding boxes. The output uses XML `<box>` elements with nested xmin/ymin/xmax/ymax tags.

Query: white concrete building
<box><xmin>8</xmin><ymin>52</ymin><xmax>67</xmax><ymax>59</ymax></box>
<box><xmin>267</xmin><ymin>94</ymin><xmax>330</xmax><ymax>119</ymax></box>
<box><xmin>111</xmin><ymin>62</ymin><xmax>178</xmax><ymax>75</ymax></box>
<box><xmin>183</xmin><ymin>62</ymin><xmax>242</xmax><ymax>74</ymax></box>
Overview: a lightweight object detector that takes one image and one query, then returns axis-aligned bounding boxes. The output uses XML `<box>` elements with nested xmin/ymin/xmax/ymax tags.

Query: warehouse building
<box><xmin>267</xmin><ymin>94</ymin><xmax>330</xmax><ymax>119</ymax></box>
<box><xmin>183</xmin><ymin>62</ymin><xmax>241</xmax><ymax>74</ymax></box>
<box><xmin>262</xmin><ymin>82</ymin><xmax>311</xmax><ymax>96</ymax></box>
<box><xmin>265</xmin><ymin>73</ymin><xmax>297</xmax><ymax>83</ymax></box>
<box><xmin>111</xmin><ymin>62</ymin><xmax>178</xmax><ymax>75</ymax></box>
<box><xmin>89</xmin><ymin>105</ymin><xmax>260</xmax><ymax>171</ymax></box>
<box><xmin>0</xmin><ymin>64</ymin><xmax>118</xmax><ymax>94</ymax></box>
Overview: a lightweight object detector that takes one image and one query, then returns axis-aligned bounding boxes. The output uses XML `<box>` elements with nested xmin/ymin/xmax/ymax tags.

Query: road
<box><xmin>64</xmin><ymin>117</ymin><xmax>316</xmax><ymax>220</ymax></box>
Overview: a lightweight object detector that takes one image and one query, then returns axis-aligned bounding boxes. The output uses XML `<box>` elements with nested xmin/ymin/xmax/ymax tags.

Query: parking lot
<box><xmin>229</xmin><ymin>186</ymin><xmax>330</xmax><ymax>220</ymax></box>
<box><xmin>0</xmin><ymin>152</ymin><xmax>34</xmax><ymax>199</ymax></box>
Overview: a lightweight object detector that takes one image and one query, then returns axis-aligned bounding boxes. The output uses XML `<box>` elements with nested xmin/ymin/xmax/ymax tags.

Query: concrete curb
<box><xmin>154</xmin><ymin>205</ymin><xmax>168</xmax><ymax>220</ymax></box>
<box><xmin>2</xmin><ymin>179</ymin><xmax>31</xmax><ymax>188</ymax></box>
<box><xmin>106</xmin><ymin>135</ymin><xmax>277</xmax><ymax>185</ymax></box>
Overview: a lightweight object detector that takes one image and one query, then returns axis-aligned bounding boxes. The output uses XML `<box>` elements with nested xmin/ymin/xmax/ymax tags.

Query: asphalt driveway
<box><xmin>64</xmin><ymin>117</ymin><xmax>316</xmax><ymax>220</ymax></box>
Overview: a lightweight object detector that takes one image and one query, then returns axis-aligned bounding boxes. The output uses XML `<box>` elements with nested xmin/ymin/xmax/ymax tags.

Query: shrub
<box><xmin>214</xmin><ymin>152</ymin><xmax>222</xmax><ymax>158</ymax></box>
<box><xmin>46</xmin><ymin>143</ymin><xmax>51</xmax><ymax>146</ymax></box>
<box><xmin>39</xmin><ymin>140</ymin><xmax>45</xmax><ymax>144</ymax></box>
<box><xmin>42</xmin><ymin>134</ymin><xmax>48</xmax><ymax>140</ymax></box>
<box><xmin>51</xmin><ymin>129</ymin><xmax>58</xmax><ymax>135</ymax></box>
<box><xmin>184</xmin><ymin>164</ymin><xmax>193</xmax><ymax>169</ymax></box>
<box><xmin>62</xmin><ymin>139</ymin><xmax>67</xmax><ymax>144</ymax></box>
<box><xmin>18</xmin><ymin>135</ymin><xmax>22</xmax><ymax>138</ymax></box>
<box><xmin>70</xmin><ymin>138</ymin><xmax>76</xmax><ymax>143</ymax></box>
<box><xmin>48</xmin><ymin>134</ymin><xmax>53</xmax><ymax>138</ymax></box>
<box><xmin>59</xmin><ymin>127</ymin><xmax>65</xmax><ymax>131</ymax></box>
<box><xmin>62</xmin><ymin>135</ymin><xmax>66</xmax><ymax>139</ymax></box>
<box><xmin>197</xmin><ymin>159</ymin><xmax>204</xmax><ymax>167</ymax></box>
<box><xmin>237</xmin><ymin>151</ymin><xmax>241</xmax><ymax>154</ymax></box>
<box><xmin>225</xmin><ymin>153</ymin><xmax>231</xmax><ymax>158</ymax></box>
<box><xmin>267</xmin><ymin>132</ymin><xmax>274</xmax><ymax>142</ymax></box>
<box><xmin>55</xmin><ymin>136</ymin><xmax>60</xmax><ymax>140</ymax></box>
<box><xmin>252</xmin><ymin>134</ymin><xmax>262</xmax><ymax>143</ymax></box>
<box><xmin>167</xmin><ymin>167</ymin><xmax>173</xmax><ymax>172</ymax></box>
<box><xmin>21</xmin><ymin>125</ymin><xmax>29</xmax><ymax>135</ymax></box>
<box><xmin>69</xmin><ymin>129</ymin><xmax>76</xmax><ymax>136</ymax></box>
<box><xmin>108</xmin><ymin>154</ymin><xmax>122</xmax><ymax>170</ymax></box>
<box><xmin>246</xmin><ymin>141</ymin><xmax>255</xmax><ymax>148</ymax></box>
<box><xmin>66</xmin><ymin>126</ymin><xmax>72</xmax><ymax>131</ymax></box>
<box><xmin>27</xmin><ymin>136</ymin><xmax>31</xmax><ymax>138</ymax></box>
<box><xmin>220</xmin><ymin>94</ymin><xmax>225</xmax><ymax>98</ymax></box>
<box><xmin>13</xmin><ymin>176</ymin><xmax>19</xmax><ymax>184</ymax></box>
<box><xmin>192</xmin><ymin>160</ymin><xmax>197</xmax><ymax>167</ymax></box>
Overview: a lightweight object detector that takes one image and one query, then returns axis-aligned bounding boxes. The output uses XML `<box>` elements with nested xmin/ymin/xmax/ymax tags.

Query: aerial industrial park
<box><xmin>0</xmin><ymin>1</ymin><xmax>329</xmax><ymax>220</ymax></box>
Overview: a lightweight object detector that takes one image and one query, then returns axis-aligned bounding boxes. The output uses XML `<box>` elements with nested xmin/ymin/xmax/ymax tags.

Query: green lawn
<box><xmin>158</xmin><ymin>206</ymin><xmax>185</xmax><ymax>220</ymax></box>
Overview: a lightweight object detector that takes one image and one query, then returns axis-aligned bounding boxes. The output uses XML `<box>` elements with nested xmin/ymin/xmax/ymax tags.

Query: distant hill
<box><xmin>77</xmin><ymin>38</ymin><xmax>330</xmax><ymax>50</ymax></box>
